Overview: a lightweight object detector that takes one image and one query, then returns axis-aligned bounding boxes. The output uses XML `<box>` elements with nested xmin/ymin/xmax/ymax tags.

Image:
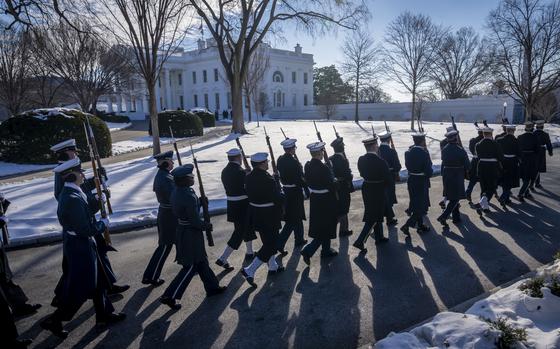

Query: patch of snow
<box><xmin>106</xmin><ymin>122</ymin><xmax>132</xmax><ymax>132</ymax></box>
<box><xmin>111</xmin><ymin>136</ymin><xmax>185</xmax><ymax>156</ymax></box>
<box><xmin>0</xmin><ymin>162</ymin><xmax>56</xmax><ymax>178</ymax></box>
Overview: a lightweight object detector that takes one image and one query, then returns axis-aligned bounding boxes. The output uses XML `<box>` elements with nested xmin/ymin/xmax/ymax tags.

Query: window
<box><xmin>292</xmin><ymin>71</ymin><xmax>296</xmax><ymax>83</ymax></box>
<box><xmin>304</xmin><ymin>72</ymin><xmax>308</xmax><ymax>85</ymax></box>
<box><xmin>214</xmin><ymin>68</ymin><xmax>219</xmax><ymax>82</ymax></box>
<box><xmin>215</xmin><ymin>93</ymin><xmax>220</xmax><ymax>110</ymax></box>
<box><xmin>132</xmin><ymin>97</ymin><xmax>137</xmax><ymax>112</ymax></box>
<box><xmin>192</xmin><ymin>71</ymin><xmax>197</xmax><ymax>84</ymax></box>
<box><xmin>227</xmin><ymin>92</ymin><xmax>231</xmax><ymax>108</ymax></box>
<box><xmin>292</xmin><ymin>94</ymin><xmax>296</xmax><ymax>106</ymax></box>
<box><xmin>159</xmin><ymin>97</ymin><xmax>163</xmax><ymax>109</ymax></box>
<box><xmin>194</xmin><ymin>94</ymin><xmax>198</xmax><ymax>107</ymax></box>
<box><xmin>304</xmin><ymin>94</ymin><xmax>308</xmax><ymax>106</ymax></box>
<box><xmin>158</xmin><ymin>78</ymin><xmax>161</xmax><ymax>88</ymax></box>
<box><xmin>180</xmin><ymin>95</ymin><xmax>184</xmax><ymax>109</ymax></box>
<box><xmin>178</xmin><ymin>73</ymin><xmax>182</xmax><ymax>86</ymax></box>
<box><xmin>204</xmin><ymin>93</ymin><xmax>209</xmax><ymax>108</ymax></box>
<box><xmin>273</xmin><ymin>71</ymin><xmax>284</xmax><ymax>83</ymax></box>
<box><xmin>203</xmin><ymin>70</ymin><xmax>207</xmax><ymax>83</ymax></box>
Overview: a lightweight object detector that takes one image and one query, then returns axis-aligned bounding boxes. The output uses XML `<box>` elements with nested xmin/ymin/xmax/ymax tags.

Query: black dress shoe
<box><xmin>268</xmin><ymin>266</ymin><xmax>285</xmax><ymax>275</ymax></box>
<box><xmin>108</xmin><ymin>284</ymin><xmax>130</xmax><ymax>295</ymax></box>
<box><xmin>352</xmin><ymin>241</ymin><xmax>367</xmax><ymax>252</ymax></box>
<box><xmin>517</xmin><ymin>195</ymin><xmax>526</xmax><ymax>203</ymax></box>
<box><xmin>241</xmin><ymin>269</ymin><xmax>257</xmax><ymax>288</ymax></box>
<box><xmin>12</xmin><ymin>303</ymin><xmax>41</xmax><ymax>317</ymax></box>
<box><xmin>97</xmin><ymin>312</ymin><xmax>126</xmax><ymax>327</ymax></box>
<box><xmin>160</xmin><ymin>297</ymin><xmax>181</xmax><ymax>310</ymax></box>
<box><xmin>375</xmin><ymin>237</ymin><xmax>389</xmax><ymax>245</ymax></box>
<box><xmin>535</xmin><ymin>184</ymin><xmax>543</xmax><ymax>189</ymax></box>
<box><xmin>436</xmin><ymin>217</ymin><xmax>449</xmax><ymax>228</ymax></box>
<box><xmin>278</xmin><ymin>250</ymin><xmax>289</xmax><ymax>257</ymax></box>
<box><xmin>207</xmin><ymin>286</ymin><xmax>227</xmax><ymax>297</ymax></box>
<box><xmin>452</xmin><ymin>217</ymin><xmax>462</xmax><ymax>224</ymax></box>
<box><xmin>40</xmin><ymin>318</ymin><xmax>69</xmax><ymax>339</ymax></box>
<box><xmin>302</xmin><ymin>253</ymin><xmax>311</xmax><ymax>266</ymax></box>
<box><xmin>525</xmin><ymin>192</ymin><xmax>534</xmax><ymax>199</ymax></box>
<box><xmin>400</xmin><ymin>225</ymin><xmax>410</xmax><ymax>236</ymax></box>
<box><xmin>244</xmin><ymin>253</ymin><xmax>255</xmax><ymax>261</ymax></box>
<box><xmin>294</xmin><ymin>239</ymin><xmax>308</xmax><ymax>247</ymax></box>
<box><xmin>215</xmin><ymin>259</ymin><xmax>234</xmax><ymax>271</ymax></box>
<box><xmin>320</xmin><ymin>248</ymin><xmax>338</xmax><ymax>258</ymax></box>
<box><xmin>145</xmin><ymin>278</ymin><xmax>165</xmax><ymax>287</ymax></box>
<box><xmin>529</xmin><ymin>186</ymin><xmax>535</xmax><ymax>192</ymax></box>
<box><xmin>418</xmin><ymin>225</ymin><xmax>430</xmax><ymax>233</ymax></box>
<box><xmin>386</xmin><ymin>218</ymin><xmax>398</xmax><ymax>226</ymax></box>
<box><xmin>405</xmin><ymin>208</ymin><xmax>411</xmax><ymax>217</ymax></box>
<box><xmin>483</xmin><ymin>208</ymin><xmax>491</xmax><ymax>213</ymax></box>
<box><xmin>438</xmin><ymin>200</ymin><xmax>446</xmax><ymax>209</ymax></box>
<box><xmin>9</xmin><ymin>338</ymin><xmax>33</xmax><ymax>348</ymax></box>
<box><xmin>339</xmin><ymin>230</ymin><xmax>353</xmax><ymax>237</ymax></box>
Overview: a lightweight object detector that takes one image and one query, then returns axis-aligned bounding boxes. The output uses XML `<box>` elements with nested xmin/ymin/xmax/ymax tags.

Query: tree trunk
<box><xmin>525</xmin><ymin>104</ymin><xmax>533</xmax><ymax>122</ymax></box>
<box><xmin>410</xmin><ymin>86</ymin><xmax>417</xmax><ymax>130</ymax></box>
<box><xmin>148</xmin><ymin>83</ymin><xmax>161</xmax><ymax>155</ymax></box>
<box><xmin>354</xmin><ymin>72</ymin><xmax>359</xmax><ymax>123</ymax></box>
<box><xmin>247</xmin><ymin>94</ymin><xmax>252</xmax><ymax>123</ymax></box>
<box><xmin>231</xmin><ymin>76</ymin><xmax>247</xmax><ymax>134</ymax></box>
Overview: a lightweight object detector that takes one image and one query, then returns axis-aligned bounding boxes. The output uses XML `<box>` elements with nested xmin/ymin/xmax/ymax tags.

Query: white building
<box><xmin>103</xmin><ymin>40</ymin><xmax>315</xmax><ymax>120</ymax></box>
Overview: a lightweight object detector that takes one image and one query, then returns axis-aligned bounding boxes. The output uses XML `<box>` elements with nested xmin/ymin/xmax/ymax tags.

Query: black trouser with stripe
<box><xmin>162</xmin><ymin>260</ymin><xmax>219</xmax><ymax>300</ymax></box>
<box><xmin>354</xmin><ymin>221</ymin><xmax>383</xmax><ymax>245</ymax></box>
<box><xmin>227</xmin><ymin>221</ymin><xmax>247</xmax><ymax>250</ymax></box>
<box><xmin>404</xmin><ymin>212</ymin><xmax>424</xmax><ymax>229</ymax></box>
<box><xmin>0</xmin><ymin>286</ymin><xmax>19</xmax><ymax>343</ymax></box>
<box><xmin>301</xmin><ymin>238</ymin><xmax>331</xmax><ymax>257</ymax></box>
<box><xmin>142</xmin><ymin>244</ymin><xmax>173</xmax><ymax>282</ymax></box>
<box><xmin>50</xmin><ymin>287</ymin><xmax>114</xmax><ymax>323</ymax></box>
<box><xmin>438</xmin><ymin>199</ymin><xmax>460</xmax><ymax>221</ymax></box>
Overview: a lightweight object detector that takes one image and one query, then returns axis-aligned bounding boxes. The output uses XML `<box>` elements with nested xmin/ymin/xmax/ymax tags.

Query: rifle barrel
<box><xmin>190</xmin><ymin>143</ymin><xmax>214</xmax><ymax>246</ymax></box>
<box><xmin>169</xmin><ymin>126</ymin><xmax>183</xmax><ymax>166</ymax></box>
<box><xmin>235</xmin><ymin>137</ymin><xmax>251</xmax><ymax>171</ymax></box>
<box><xmin>86</xmin><ymin>117</ymin><xmax>113</xmax><ymax>215</ymax></box>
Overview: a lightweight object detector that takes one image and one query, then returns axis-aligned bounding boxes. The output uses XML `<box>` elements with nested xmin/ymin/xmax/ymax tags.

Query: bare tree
<box><xmin>340</xmin><ymin>29</ymin><xmax>381</xmax><ymax>122</ymax></box>
<box><xmin>533</xmin><ymin>91</ymin><xmax>558</xmax><ymax>121</ymax></box>
<box><xmin>0</xmin><ymin>25</ymin><xmax>33</xmax><ymax>115</ymax></box>
<box><xmin>431</xmin><ymin>27</ymin><xmax>493</xmax><ymax>99</ymax></box>
<box><xmin>92</xmin><ymin>0</ymin><xmax>190</xmax><ymax>155</ymax></box>
<box><xmin>359</xmin><ymin>84</ymin><xmax>392</xmax><ymax>103</ymax></box>
<box><xmin>190</xmin><ymin>0</ymin><xmax>368</xmax><ymax>134</ymax></box>
<box><xmin>384</xmin><ymin>11</ymin><xmax>443</xmax><ymax>129</ymax></box>
<box><xmin>33</xmin><ymin>22</ymin><xmax>132</xmax><ymax>113</ymax></box>
<box><xmin>255</xmin><ymin>91</ymin><xmax>271</xmax><ymax>126</ymax></box>
<box><xmin>487</xmin><ymin>0</ymin><xmax>560</xmax><ymax>121</ymax></box>
<box><xmin>242</xmin><ymin>44</ymin><xmax>270</xmax><ymax>122</ymax></box>
<box><xmin>2</xmin><ymin>0</ymin><xmax>81</xmax><ymax>29</ymax></box>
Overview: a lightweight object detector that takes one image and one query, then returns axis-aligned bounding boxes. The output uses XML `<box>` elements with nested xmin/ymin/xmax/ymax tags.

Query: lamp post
<box><xmin>503</xmin><ymin>101</ymin><xmax>507</xmax><ymax>120</ymax></box>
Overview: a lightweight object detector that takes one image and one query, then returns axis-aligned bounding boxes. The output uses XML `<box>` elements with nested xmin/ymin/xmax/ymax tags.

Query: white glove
<box><xmin>0</xmin><ymin>215</ymin><xmax>8</xmax><ymax>224</ymax></box>
<box><xmin>100</xmin><ymin>217</ymin><xmax>110</xmax><ymax>228</ymax></box>
<box><xmin>95</xmin><ymin>193</ymin><xmax>107</xmax><ymax>203</ymax></box>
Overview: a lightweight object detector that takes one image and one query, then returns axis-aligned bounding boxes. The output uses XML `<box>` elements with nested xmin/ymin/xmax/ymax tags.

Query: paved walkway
<box><xmin>9</xmin><ymin>158</ymin><xmax>560</xmax><ymax>348</ymax></box>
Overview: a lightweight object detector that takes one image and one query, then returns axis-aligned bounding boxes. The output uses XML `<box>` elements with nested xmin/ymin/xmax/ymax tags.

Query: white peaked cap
<box><xmin>306</xmin><ymin>141</ymin><xmax>326</xmax><ymax>151</ymax></box>
<box><xmin>226</xmin><ymin>148</ymin><xmax>241</xmax><ymax>156</ymax></box>
<box><xmin>53</xmin><ymin>158</ymin><xmax>81</xmax><ymax>173</ymax></box>
<box><xmin>280</xmin><ymin>138</ymin><xmax>297</xmax><ymax>148</ymax></box>
<box><xmin>481</xmin><ymin>126</ymin><xmax>493</xmax><ymax>132</ymax></box>
<box><xmin>505</xmin><ymin>124</ymin><xmax>516</xmax><ymax>130</ymax></box>
<box><xmin>445</xmin><ymin>130</ymin><xmax>458</xmax><ymax>138</ymax></box>
<box><xmin>378</xmin><ymin>131</ymin><xmax>391</xmax><ymax>140</ymax></box>
<box><xmin>250</xmin><ymin>152</ymin><xmax>269</xmax><ymax>162</ymax></box>
<box><xmin>50</xmin><ymin>139</ymin><xmax>76</xmax><ymax>152</ymax></box>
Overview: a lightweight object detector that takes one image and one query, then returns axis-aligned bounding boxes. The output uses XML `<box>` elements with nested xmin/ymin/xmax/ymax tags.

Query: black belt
<box><xmin>178</xmin><ymin>219</ymin><xmax>192</xmax><ymax>226</ymax></box>
<box><xmin>159</xmin><ymin>203</ymin><xmax>172</xmax><ymax>209</ymax></box>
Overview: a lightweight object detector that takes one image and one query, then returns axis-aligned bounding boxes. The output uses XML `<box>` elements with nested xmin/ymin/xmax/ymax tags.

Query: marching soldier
<box><xmin>242</xmin><ymin>153</ymin><xmax>285</xmax><ymax>287</ymax></box>
<box><xmin>496</xmin><ymin>124</ymin><xmax>520</xmax><ymax>207</ymax></box>
<box><xmin>0</xmin><ymin>195</ymin><xmax>41</xmax><ymax>318</ymax></box>
<box><xmin>531</xmin><ymin>120</ymin><xmax>554</xmax><ymax>190</ymax></box>
<box><xmin>438</xmin><ymin>127</ymin><xmax>458</xmax><ymax>209</ymax></box>
<box><xmin>301</xmin><ymin>142</ymin><xmax>338</xmax><ymax>265</ymax></box>
<box><xmin>160</xmin><ymin>164</ymin><xmax>226</xmax><ymax>309</ymax></box>
<box><xmin>353</xmin><ymin>135</ymin><xmax>392</xmax><ymax>251</ymax></box>
<box><xmin>378</xmin><ymin>131</ymin><xmax>401</xmax><ymax>225</ymax></box>
<box><xmin>277</xmin><ymin>139</ymin><xmax>308</xmax><ymax>253</ymax></box>
<box><xmin>495</xmin><ymin>119</ymin><xmax>508</xmax><ymax>141</ymax></box>
<box><xmin>142</xmin><ymin>151</ymin><xmax>177</xmax><ymax>286</ymax></box>
<box><xmin>50</xmin><ymin>140</ymin><xmax>129</xmax><ymax>305</ymax></box>
<box><xmin>437</xmin><ymin>130</ymin><xmax>470</xmax><ymax>227</ymax></box>
<box><xmin>41</xmin><ymin>159</ymin><xmax>126</xmax><ymax>339</ymax></box>
<box><xmin>0</xmin><ymin>277</ymin><xmax>33</xmax><ymax>348</ymax></box>
<box><xmin>517</xmin><ymin>121</ymin><xmax>540</xmax><ymax>201</ymax></box>
<box><xmin>216</xmin><ymin>148</ymin><xmax>257</xmax><ymax>270</ymax></box>
<box><xmin>474</xmin><ymin>126</ymin><xmax>503</xmax><ymax>214</ymax></box>
<box><xmin>465</xmin><ymin>126</ymin><xmax>484</xmax><ymax>202</ymax></box>
<box><xmin>329</xmin><ymin>137</ymin><xmax>354</xmax><ymax>236</ymax></box>
<box><xmin>401</xmin><ymin>132</ymin><xmax>433</xmax><ymax>235</ymax></box>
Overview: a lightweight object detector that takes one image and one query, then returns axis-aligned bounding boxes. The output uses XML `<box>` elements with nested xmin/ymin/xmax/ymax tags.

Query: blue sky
<box><xmin>276</xmin><ymin>0</ymin><xmax>502</xmax><ymax>101</ymax></box>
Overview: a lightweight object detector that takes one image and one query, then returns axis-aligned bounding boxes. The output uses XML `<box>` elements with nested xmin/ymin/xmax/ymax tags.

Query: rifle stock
<box><xmin>190</xmin><ymin>143</ymin><xmax>214</xmax><ymax>247</ymax></box>
<box><xmin>312</xmin><ymin>122</ymin><xmax>333</xmax><ymax>169</ymax></box>
<box><xmin>383</xmin><ymin>121</ymin><xmax>396</xmax><ymax>150</ymax></box>
<box><xmin>86</xmin><ymin>117</ymin><xmax>113</xmax><ymax>214</ymax></box>
<box><xmin>263</xmin><ymin>127</ymin><xmax>279</xmax><ymax>178</ymax></box>
<box><xmin>169</xmin><ymin>126</ymin><xmax>183</xmax><ymax>166</ymax></box>
<box><xmin>235</xmin><ymin>137</ymin><xmax>251</xmax><ymax>171</ymax></box>
<box><xmin>450</xmin><ymin>115</ymin><xmax>463</xmax><ymax>147</ymax></box>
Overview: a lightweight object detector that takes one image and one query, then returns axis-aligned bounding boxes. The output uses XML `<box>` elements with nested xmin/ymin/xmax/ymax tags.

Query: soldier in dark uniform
<box><xmin>517</xmin><ymin>121</ymin><xmax>540</xmax><ymax>201</ymax></box>
<box><xmin>301</xmin><ymin>142</ymin><xmax>338</xmax><ymax>265</ymax></box>
<box><xmin>378</xmin><ymin>131</ymin><xmax>401</xmax><ymax>225</ymax></box>
<box><xmin>474</xmin><ymin>126</ymin><xmax>503</xmax><ymax>214</ymax></box>
<box><xmin>0</xmin><ymin>195</ymin><xmax>41</xmax><ymax>318</ymax></box>
<box><xmin>465</xmin><ymin>126</ymin><xmax>484</xmax><ymax>202</ymax></box>
<box><xmin>241</xmin><ymin>153</ymin><xmax>285</xmax><ymax>287</ymax></box>
<box><xmin>437</xmin><ymin>127</ymin><xmax>461</xmax><ymax>209</ymax></box>
<box><xmin>50</xmin><ymin>140</ymin><xmax>129</xmax><ymax>304</ymax></box>
<box><xmin>216</xmin><ymin>148</ymin><xmax>257</xmax><ymax>270</ymax></box>
<box><xmin>329</xmin><ymin>137</ymin><xmax>354</xmax><ymax>236</ymax></box>
<box><xmin>495</xmin><ymin>119</ymin><xmax>508</xmax><ymax>141</ymax></box>
<box><xmin>401</xmin><ymin>133</ymin><xmax>433</xmax><ymax>235</ymax></box>
<box><xmin>41</xmin><ymin>159</ymin><xmax>126</xmax><ymax>338</ymax></box>
<box><xmin>277</xmin><ymin>139</ymin><xmax>308</xmax><ymax>253</ymax></box>
<box><xmin>437</xmin><ymin>130</ymin><xmax>470</xmax><ymax>227</ymax></box>
<box><xmin>160</xmin><ymin>164</ymin><xmax>226</xmax><ymax>309</ymax></box>
<box><xmin>353</xmin><ymin>135</ymin><xmax>392</xmax><ymax>251</ymax></box>
<box><xmin>531</xmin><ymin>120</ymin><xmax>554</xmax><ymax>189</ymax></box>
<box><xmin>497</xmin><ymin>124</ymin><xmax>520</xmax><ymax>207</ymax></box>
<box><xmin>142</xmin><ymin>151</ymin><xmax>177</xmax><ymax>286</ymax></box>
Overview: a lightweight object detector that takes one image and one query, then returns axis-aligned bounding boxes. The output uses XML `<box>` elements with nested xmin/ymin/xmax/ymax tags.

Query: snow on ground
<box><xmin>111</xmin><ymin>136</ymin><xmax>186</xmax><ymax>156</ymax></box>
<box><xmin>376</xmin><ymin>259</ymin><xmax>560</xmax><ymax>349</ymax></box>
<box><xmin>106</xmin><ymin>122</ymin><xmax>132</xmax><ymax>132</ymax></box>
<box><xmin>1</xmin><ymin>120</ymin><xmax>560</xmax><ymax>244</ymax></box>
<box><xmin>0</xmin><ymin>162</ymin><xmax>56</xmax><ymax>178</ymax></box>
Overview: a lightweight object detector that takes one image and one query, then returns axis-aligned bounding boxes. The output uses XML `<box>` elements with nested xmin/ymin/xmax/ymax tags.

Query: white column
<box><xmin>126</xmin><ymin>95</ymin><xmax>132</xmax><ymax>112</ymax></box>
<box><xmin>117</xmin><ymin>95</ymin><xmax>123</xmax><ymax>112</ymax></box>
<box><xmin>107</xmin><ymin>96</ymin><xmax>113</xmax><ymax>113</ymax></box>
<box><xmin>182</xmin><ymin>69</ymin><xmax>189</xmax><ymax>110</ymax></box>
<box><xmin>155</xmin><ymin>80</ymin><xmax>161</xmax><ymax>111</ymax></box>
<box><xmin>164</xmin><ymin>69</ymin><xmax>172</xmax><ymax>110</ymax></box>
<box><xmin>142</xmin><ymin>95</ymin><xmax>148</xmax><ymax>113</ymax></box>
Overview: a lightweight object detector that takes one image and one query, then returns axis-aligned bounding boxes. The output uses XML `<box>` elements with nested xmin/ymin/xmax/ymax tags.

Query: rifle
<box><xmin>0</xmin><ymin>199</ymin><xmax>9</xmax><ymax>246</ymax></box>
<box><xmin>483</xmin><ymin>120</ymin><xmax>489</xmax><ymax>128</ymax></box>
<box><xmin>313</xmin><ymin>121</ymin><xmax>333</xmax><ymax>169</ymax></box>
<box><xmin>332</xmin><ymin>125</ymin><xmax>348</xmax><ymax>159</ymax></box>
<box><xmin>169</xmin><ymin>126</ymin><xmax>183</xmax><ymax>166</ymax></box>
<box><xmin>83</xmin><ymin>122</ymin><xmax>114</xmax><ymax>249</ymax></box>
<box><xmin>235</xmin><ymin>137</ymin><xmax>251</xmax><ymax>171</ymax></box>
<box><xmin>85</xmin><ymin>117</ymin><xmax>113</xmax><ymax>214</ymax></box>
<box><xmin>190</xmin><ymin>142</ymin><xmax>214</xmax><ymax>247</ymax></box>
<box><xmin>263</xmin><ymin>127</ymin><xmax>280</xmax><ymax>185</ymax></box>
<box><xmin>383</xmin><ymin>121</ymin><xmax>396</xmax><ymax>150</ymax></box>
<box><xmin>280</xmin><ymin>127</ymin><xmax>300</xmax><ymax>162</ymax></box>
<box><xmin>450</xmin><ymin>115</ymin><xmax>463</xmax><ymax>147</ymax></box>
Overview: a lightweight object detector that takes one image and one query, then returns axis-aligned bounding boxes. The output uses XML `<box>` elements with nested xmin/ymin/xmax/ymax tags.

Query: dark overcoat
<box><xmin>518</xmin><ymin>132</ymin><xmax>540</xmax><ymax>180</ymax></box>
<box><xmin>304</xmin><ymin>158</ymin><xmax>338</xmax><ymax>240</ymax></box>
<box><xmin>358</xmin><ymin>152</ymin><xmax>391</xmax><ymax>223</ymax></box>
<box><xmin>497</xmin><ymin>134</ymin><xmax>521</xmax><ymax>188</ymax></box>
<box><xmin>172</xmin><ymin>186</ymin><xmax>207</xmax><ymax>266</ymax></box>
<box><xmin>405</xmin><ymin>146</ymin><xmax>433</xmax><ymax>215</ymax></box>
<box><xmin>329</xmin><ymin>152</ymin><xmax>353</xmax><ymax>215</ymax></box>
<box><xmin>534</xmin><ymin>129</ymin><xmax>553</xmax><ymax>173</ymax></box>
<box><xmin>378</xmin><ymin>143</ymin><xmax>401</xmax><ymax>204</ymax></box>
<box><xmin>221</xmin><ymin>161</ymin><xmax>257</xmax><ymax>241</ymax></box>
<box><xmin>153</xmin><ymin>168</ymin><xmax>178</xmax><ymax>245</ymax></box>
<box><xmin>245</xmin><ymin>168</ymin><xmax>283</xmax><ymax>232</ymax></box>
<box><xmin>468</xmin><ymin>134</ymin><xmax>483</xmax><ymax>179</ymax></box>
<box><xmin>277</xmin><ymin>153</ymin><xmax>307</xmax><ymax>222</ymax></box>
<box><xmin>475</xmin><ymin>138</ymin><xmax>503</xmax><ymax>192</ymax></box>
<box><xmin>441</xmin><ymin>143</ymin><xmax>470</xmax><ymax>201</ymax></box>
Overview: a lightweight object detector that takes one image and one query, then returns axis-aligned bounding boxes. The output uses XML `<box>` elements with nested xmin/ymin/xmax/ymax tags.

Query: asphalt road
<box><xmin>9</xmin><ymin>157</ymin><xmax>560</xmax><ymax>348</ymax></box>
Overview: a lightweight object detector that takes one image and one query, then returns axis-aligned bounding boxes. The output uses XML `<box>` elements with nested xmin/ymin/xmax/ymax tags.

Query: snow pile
<box><xmin>25</xmin><ymin>108</ymin><xmax>79</xmax><ymax>120</ymax></box>
<box><xmin>376</xmin><ymin>259</ymin><xmax>560</xmax><ymax>349</ymax></box>
<box><xmin>0</xmin><ymin>162</ymin><xmax>56</xmax><ymax>178</ymax></box>
<box><xmin>112</xmin><ymin>136</ymin><xmax>185</xmax><ymax>155</ymax></box>
<box><xmin>106</xmin><ymin>122</ymin><xmax>132</xmax><ymax>132</ymax></box>
<box><xmin>1</xmin><ymin>120</ymin><xmax>560</xmax><ymax>245</ymax></box>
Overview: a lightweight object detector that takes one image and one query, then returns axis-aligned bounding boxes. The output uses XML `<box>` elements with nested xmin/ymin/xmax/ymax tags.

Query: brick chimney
<box><xmin>295</xmin><ymin>43</ymin><xmax>302</xmax><ymax>54</ymax></box>
<box><xmin>197</xmin><ymin>38</ymin><xmax>206</xmax><ymax>51</ymax></box>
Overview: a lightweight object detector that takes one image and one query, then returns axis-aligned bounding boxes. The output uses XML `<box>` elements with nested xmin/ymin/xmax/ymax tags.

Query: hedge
<box><xmin>0</xmin><ymin>108</ymin><xmax>112</xmax><ymax>164</ymax></box>
<box><xmin>149</xmin><ymin>110</ymin><xmax>203</xmax><ymax>137</ymax></box>
<box><xmin>193</xmin><ymin>111</ymin><xmax>216</xmax><ymax>127</ymax></box>
<box><xmin>96</xmin><ymin>112</ymin><xmax>131</xmax><ymax>123</ymax></box>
